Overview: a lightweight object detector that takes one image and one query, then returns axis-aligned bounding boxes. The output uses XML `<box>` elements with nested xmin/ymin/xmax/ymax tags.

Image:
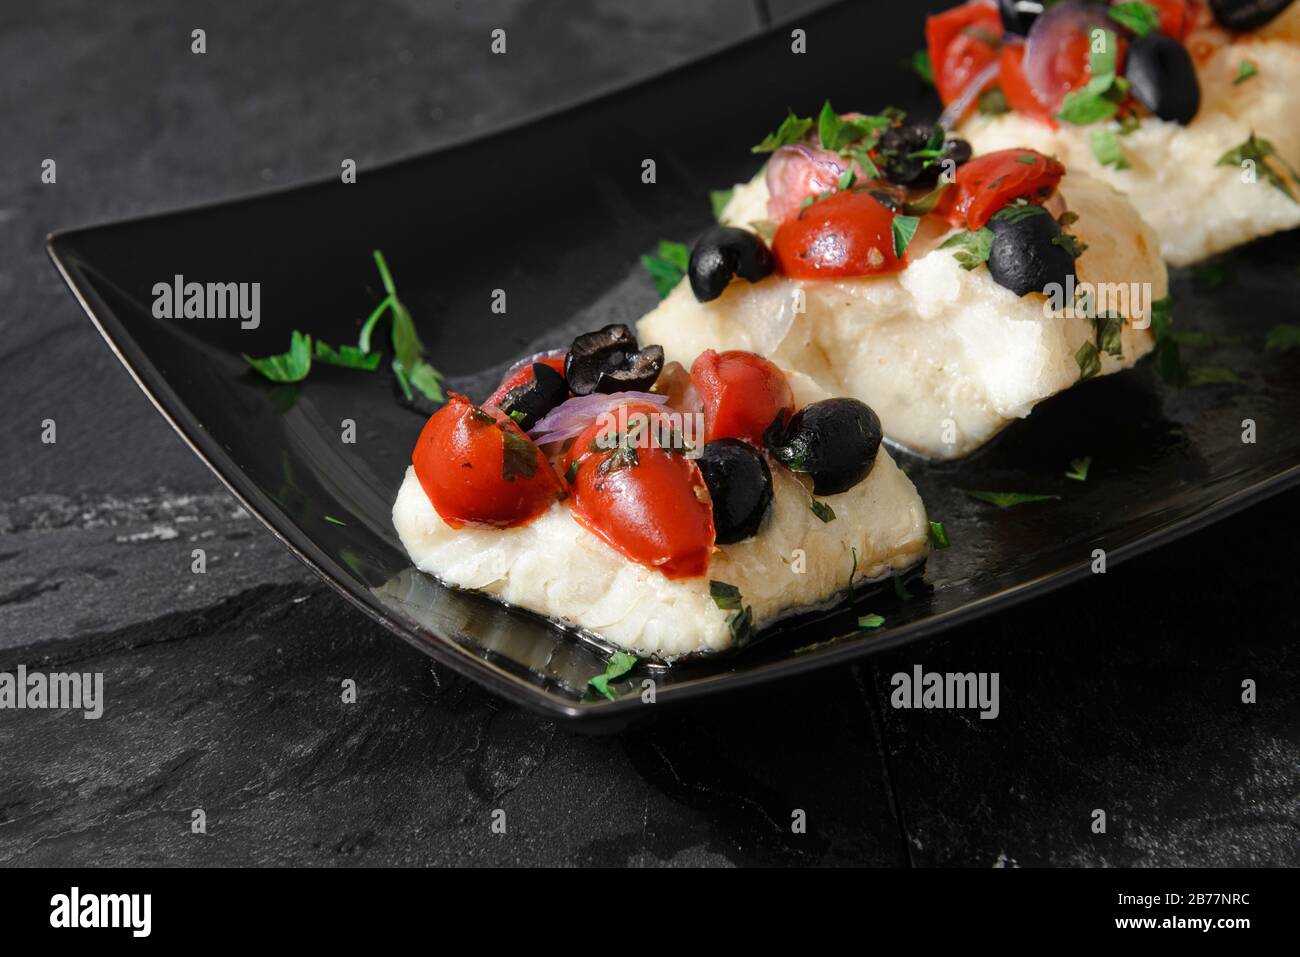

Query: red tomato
<box><xmin>926</xmin><ymin>1</ymin><xmax>1003</xmax><ymax>105</ymax></box>
<box><xmin>690</xmin><ymin>349</ymin><xmax>795</xmax><ymax>446</ymax></box>
<box><xmin>998</xmin><ymin>43</ymin><xmax>1057</xmax><ymax>126</ymax></box>
<box><xmin>412</xmin><ymin>394</ymin><xmax>563</xmax><ymax>529</ymax></box>
<box><xmin>952</xmin><ymin>149</ymin><xmax>1065</xmax><ymax>229</ymax></box>
<box><xmin>772</xmin><ymin>190</ymin><xmax>905</xmax><ymax>279</ymax></box>
<box><xmin>564</xmin><ymin>402</ymin><xmax>715</xmax><ymax>579</ymax></box>
<box><xmin>1149</xmin><ymin>0</ymin><xmax>1191</xmax><ymax>42</ymax></box>
<box><xmin>485</xmin><ymin>353</ymin><xmax>567</xmax><ymax>408</ymax></box>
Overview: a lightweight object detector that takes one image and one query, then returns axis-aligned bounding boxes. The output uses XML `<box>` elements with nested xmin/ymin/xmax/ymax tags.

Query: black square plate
<box><xmin>48</xmin><ymin>0</ymin><xmax>1300</xmax><ymax>729</ymax></box>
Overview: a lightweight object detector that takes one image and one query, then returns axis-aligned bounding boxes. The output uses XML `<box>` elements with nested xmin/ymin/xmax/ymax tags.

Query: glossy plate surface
<box><xmin>48</xmin><ymin>0</ymin><xmax>1300</xmax><ymax>727</ymax></box>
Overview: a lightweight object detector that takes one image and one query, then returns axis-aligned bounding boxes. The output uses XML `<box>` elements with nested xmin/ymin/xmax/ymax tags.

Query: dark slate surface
<box><xmin>1</xmin><ymin>0</ymin><xmax>1296</xmax><ymax>867</ymax></box>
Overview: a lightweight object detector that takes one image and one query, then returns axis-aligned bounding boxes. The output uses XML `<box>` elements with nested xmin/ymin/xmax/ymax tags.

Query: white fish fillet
<box><xmin>961</xmin><ymin>6</ymin><xmax>1300</xmax><ymax>266</ymax></box>
<box><xmin>392</xmin><ymin>373</ymin><xmax>929</xmax><ymax>659</ymax></box>
<box><xmin>640</xmin><ymin>169</ymin><xmax>1165</xmax><ymax>459</ymax></box>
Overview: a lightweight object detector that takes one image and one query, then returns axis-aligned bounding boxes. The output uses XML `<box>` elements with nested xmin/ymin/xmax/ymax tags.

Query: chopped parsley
<box><xmin>903</xmin><ymin>183</ymin><xmax>951</xmax><ymax>216</ymax></box>
<box><xmin>940</xmin><ymin>227</ymin><xmax>994</xmax><ymax>270</ymax></box>
<box><xmin>1065</xmin><ymin>457</ymin><xmax>1092</xmax><ymax>482</ymax></box>
<box><xmin>640</xmin><ymin>240</ymin><xmax>690</xmax><ymax>298</ymax></box>
<box><xmin>1216</xmin><ymin>132</ymin><xmax>1300</xmax><ymax>202</ymax></box>
<box><xmin>1094</xmin><ymin>315</ymin><xmax>1124</xmax><ymax>358</ymax></box>
<box><xmin>928</xmin><ymin>521</ymin><xmax>951</xmax><ymax>549</ymax></box>
<box><xmin>564</xmin><ymin>460</ymin><xmax>580</xmax><ymax>483</ymax></box>
<box><xmin>1057</xmin><ymin>30</ymin><xmax>1127</xmax><ymax>126</ymax></box>
<box><xmin>817</xmin><ymin>100</ymin><xmax>892</xmax><ymax>152</ymax></box>
<box><xmin>977</xmin><ymin>87</ymin><xmax>1010</xmax><ymax>115</ymax></box>
<box><xmin>1187</xmin><ymin>366</ymin><xmax>1241</xmax><ymax>386</ymax></box>
<box><xmin>710</xmin><ymin>189</ymin><xmax>734</xmax><ymax>221</ymax></box>
<box><xmin>1265</xmin><ymin>323</ymin><xmax>1300</xmax><ymax>352</ymax></box>
<box><xmin>709</xmin><ymin>580</ymin><xmax>753</xmax><ymax>644</ymax></box>
<box><xmin>1147</xmin><ymin>294</ymin><xmax>1189</xmax><ymax>387</ymax></box>
<box><xmin>752</xmin><ymin>109</ymin><xmax>815</xmax><ymax>153</ymax></box>
<box><xmin>962</xmin><ymin>490</ymin><xmax>1061</xmax><ymax>508</ymax></box>
<box><xmin>911</xmin><ymin>49</ymin><xmax>934</xmax><ymax>86</ymax></box>
<box><xmin>324</xmin><ymin>514</ymin><xmax>347</xmax><ymax>526</ymax></box>
<box><xmin>810</xmin><ymin>498</ymin><xmax>837</xmax><ymax>523</ymax></box>
<box><xmin>1089</xmin><ymin>127</ymin><xmax>1130</xmax><ymax>170</ymax></box>
<box><xmin>849</xmin><ymin>545</ymin><xmax>858</xmax><ymax>589</ymax></box>
<box><xmin>1233</xmin><ymin>60</ymin><xmax>1258</xmax><ymax>85</ymax></box>
<box><xmin>501</xmin><ymin>427</ymin><xmax>539</xmax><ymax>481</ymax></box>
<box><xmin>1107</xmin><ymin>1</ymin><xmax>1161</xmax><ymax>37</ymax></box>
<box><xmin>991</xmin><ymin>201</ymin><xmax>1049</xmax><ymax>225</ymax></box>
<box><xmin>587</xmin><ymin>652</ymin><xmax>637</xmax><ymax>701</ymax></box>
<box><xmin>243</xmin><ymin>329</ymin><xmax>312</xmax><ymax>383</ymax></box>
<box><xmin>892</xmin><ymin>214</ymin><xmax>921</xmax><ymax>258</ymax></box>
<box><xmin>1075</xmin><ymin>340</ymin><xmax>1102</xmax><ymax>380</ymax></box>
<box><xmin>858</xmin><ymin>613</ymin><xmax>886</xmax><ymax>629</ymax></box>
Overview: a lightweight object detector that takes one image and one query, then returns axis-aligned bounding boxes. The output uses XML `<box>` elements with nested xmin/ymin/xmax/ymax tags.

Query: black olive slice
<box><xmin>688</xmin><ymin>227</ymin><xmax>775</xmax><ymax>302</ymax></box>
<box><xmin>876</xmin><ymin>123</ymin><xmax>972</xmax><ymax>187</ymax></box>
<box><xmin>768</xmin><ymin>398</ymin><xmax>882</xmax><ymax>496</ymax></box>
<box><xmin>986</xmin><ymin>206</ymin><xmax>1078</xmax><ymax>298</ymax></box>
<box><xmin>1209</xmin><ymin>0</ymin><xmax>1294</xmax><ymax>32</ymax></box>
<box><xmin>698</xmin><ymin>439</ymin><xmax>774</xmax><ymax>544</ymax></box>
<box><xmin>1126</xmin><ymin>34</ymin><xmax>1201</xmax><ymax>125</ymax></box>
<box><xmin>497</xmin><ymin>363</ymin><xmax>569</xmax><ymax>430</ymax></box>
<box><xmin>564</xmin><ymin>324</ymin><xmax>665</xmax><ymax>395</ymax></box>
<box><xmin>999</xmin><ymin>0</ymin><xmax>1045</xmax><ymax>35</ymax></box>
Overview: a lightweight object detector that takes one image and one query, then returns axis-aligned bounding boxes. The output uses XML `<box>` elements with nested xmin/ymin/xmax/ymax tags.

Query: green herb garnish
<box><xmin>710</xmin><ymin>189</ymin><xmax>734</xmax><ymax>221</ymax></box>
<box><xmin>1094</xmin><ymin>315</ymin><xmax>1124</xmax><ymax>357</ymax></box>
<box><xmin>1265</xmin><ymin>323</ymin><xmax>1300</xmax><ymax>352</ymax></box>
<box><xmin>324</xmin><ymin>514</ymin><xmax>346</xmax><ymax>526</ymax></box>
<box><xmin>977</xmin><ymin>87</ymin><xmax>1010</xmax><ymax>115</ymax></box>
<box><xmin>1233</xmin><ymin>60</ymin><xmax>1258</xmax><ymax>85</ymax></box>
<box><xmin>1065</xmin><ymin>457</ymin><xmax>1092</xmax><ymax>482</ymax></box>
<box><xmin>1076</xmin><ymin>340</ymin><xmax>1102</xmax><ymax>380</ymax></box>
<box><xmin>709</xmin><ymin>580</ymin><xmax>743</xmax><ymax>611</ymax></box>
<box><xmin>858</xmin><ymin>614</ymin><xmax>885</xmax><ymax>629</ymax></box>
<box><xmin>243</xmin><ymin>330</ymin><xmax>312</xmax><ymax>383</ymax></box>
<box><xmin>940</xmin><ymin>227</ymin><xmax>994</xmax><ymax>270</ymax></box>
<box><xmin>1108</xmin><ymin>2</ymin><xmax>1161</xmax><ymax>37</ymax></box>
<box><xmin>501</xmin><ymin>428</ymin><xmax>539</xmax><ymax>481</ymax></box>
<box><xmin>1057</xmin><ymin>30</ymin><xmax>1126</xmax><ymax>125</ymax></box>
<box><xmin>911</xmin><ymin>49</ymin><xmax>934</xmax><ymax>86</ymax></box>
<box><xmin>963</xmin><ymin>490</ymin><xmax>1061</xmax><ymax>508</ymax></box>
<box><xmin>892</xmin><ymin>214</ymin><xmax>921</xmax><ymax>258</ymax></box>
<box><xmin>752</xmin><ymin>109</ymin><xmax>814</xmax><ymax>153</ymax></box>
<box><xmin>810</xmin><ymin>499</ymin><xmax>836</xmax><ymax>523</ymax></box>
<box><xmin>564</xmin><ymin>460</ymin><xmax>580</xmax><ymax>483</ymax></box>
<box><xmin>639</xmin><ymin>240</ymin><xmax>690</xmax><ymax>298</ymax></box>
<box><xmin>587</xmin><ymin>652</ymin><xmax>637</xmax><ymax>701</ymax></box>
<box><xmin>1216</xmin><ymin>132</ymin><xmax>1300</xmax><ymax>202</ymax></box>
<box><xmin>1187</xmin><ymin>366</ymin><xmax>1241</xmax><ymax>386</ymax></box>
<box><xmin>372</xmin><ymin>250</ymin><xmax>445</xmax><ymax>403</ymax></box>
<box><xmin>709</xmin><ymin>580</ymin><xmax>753</xmax><ymax>645</ymax></box>
<box><xmin>991</xmin><ymin>201</ymin><xmax>1050</xmax><ymax>225</ymax></box>
<box><xmin>314</xmin><ymin>340</ymin><xmax>383</xmax><ymax>370</ymax></box>
<box><xmin>1089</xmin><ymin>127</ymin><xmax>1130</xmax><ymax>170</ymax></box>
<box><xmin>927</xmin><ymin>521</ymin><xmax>951</xmax><ymax>549</ymax></box>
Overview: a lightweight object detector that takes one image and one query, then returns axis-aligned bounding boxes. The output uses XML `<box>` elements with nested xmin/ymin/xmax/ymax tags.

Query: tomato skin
<box><xmin>485</xmin><ymin>354</ymin><xmax>567</xmax><ymax>408</ymax></box>
<box><xmin>926</xmin><ymin>1</ymin><xmax>1002</xmax><ymax>105</ymax></box>
<box><xmin>690</xmin><ymin>349</ymin><xmax>795</xmax><ymax>447</ymax></box>
<box><xmin>952</xmin><ymin>149</ymin><xmax>1065</xmax><ymax>229</ymax></box>
<box><xmin>998</xmin><ymin>43</ymin><xmax>1057</xmax><ymax>126</ymax></box>
<box><xmin>412</xmin><ymin>394</ymin><xmax>563</xmax><ymax>529</ymax></box>
<box><xmin>1149</xmin><ymin>0</ymin><xmax>1190</xmax><ymax>42</ymax></box>
<box><xmin>772</xmin><ymin>190</ymin><xmax>905</xmax><ymax>279</ymax></box>
<box><xmin>565</xmin><ymin>402</ymin><xmax>715</xmax><ymax>579</ymax></box>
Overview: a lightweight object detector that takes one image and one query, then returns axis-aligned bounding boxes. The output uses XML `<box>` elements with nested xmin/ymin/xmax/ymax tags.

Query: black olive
<box><xmin>697</xmin><ymin>439</ymin><xmax>773</xmax><ymax>544</ymax></box>
<box><xmin>1125</xmin><ymin>34</ymin><xmax>1200</xmax><ymax>125</ymax></box>
<box><xmin>564</xmin><ymin>324</ymin><xmax>665</xmax><ymax>396</ymax></box>
<box><xmin>1209</xmin><ymin>0</ymin><xmax>1294</xmax><ymax>31</ymax></box>
<box><xmin>768</xmin><ymin>398</ymin><xmax>882</xmax><ymax>496</ymax></box>
<box><xmin>876</xmin><ymin>123</ymin><xmax>972</xmax><ymax>186</ymax></box>
<box><xmin>497</xmin><ymin>362</ymin><xmax>568</xmax><ymax>430</ymax></box>
<box><xmin>986</xmin><ymin>207</ymin><xmax>1077</xmax><ymax>298</ymax></box>
<box><xmin>688</xmin><ymin>227</ymin><xmax>774</xmax><ymax>303</ymax></box>
<box><xmin>999</xmin><ymin>0</ymin><xmax>1044</xmax><ymax>35</ymax></box>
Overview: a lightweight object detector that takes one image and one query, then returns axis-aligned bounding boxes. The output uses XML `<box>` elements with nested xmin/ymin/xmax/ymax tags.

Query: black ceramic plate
<box><xmin>48</xmin><ymin>0</ymin><xmax>1300</xmax><ymax>728</ymax></box>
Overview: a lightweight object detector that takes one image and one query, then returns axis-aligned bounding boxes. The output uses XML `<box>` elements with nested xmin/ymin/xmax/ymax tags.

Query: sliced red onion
<box><xmin>528</xmin><ymin>390</ymin><xmax>668</xmax><ymax>446</ymax></box>
<box><xmin>1025</xmin><ymin>1</ymin><xmax>1111</xmax><ymax>110</ymax></box>
<box><xmin>765</xmin><ymin>143</ymin><xmax>851</xmax><ymax>222</ymax></box>
<box><xmin>939</xmin><ymin>58</ymin><xmax>1002</xmax><ymax>130</ymax></box>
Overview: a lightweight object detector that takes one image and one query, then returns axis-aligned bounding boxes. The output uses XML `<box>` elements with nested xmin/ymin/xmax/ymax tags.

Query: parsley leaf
<box><xmin>1108</xmin><ymin>2</ymin><xmax>1161</xmax><ymax>37</ymax></box>
<box><xmin>810</xmin><ymin>499</ymin><xmax>837</xmax><ymax>523</ymax></box>
<box><xmin>1148</xmin><ymin>294</ymin><xmax>1189</xmax><ymax>388</ymax></box>
<box><xmin>640</xmin><ymin>240</ymin><xmax>690</xmax><ymax>298</ymax></box>
<box><xmin>1187</xmin><ymin>366</ymin><xmax>1241</xmax><ymax>386</ymax></box>
<box><xmin>911</xmin><ymin>49</ymin><xmax>934</xmax><ymax>86</ymax></box>
<box><xmin>1265</xmin><ymin>323</ymin><xmax>1300</xmax><ymax>352</ymax></box>
<box><xmin>587</xmin><ymin>652</ymin><xmax>637</xmax><ymax>701</ymax></box>
<box><xmin>314</xmin><ymin>340</ymin><xmax>383</xmax><ymax>370</ymax></box>
<box><xmin>324</xmin><ymin>514</ymin><xmax>346</xmax><ymax>526</ymax></box>
<box><xmin>892</xmin><ymin>214</ymin><xmax>921</xmax><ymax>258</ymax></box>
<box><xmin>710</xmin><ymin>189</ymin><xmax>734</xmax><ymax>221</ymax></box>
<box><xmin>1057</xmin><ymin>29</ymin><xmax>1125</xmax><ymax>125</ymax></box>
<box><xmin>1076</xmin><ymin>340</ymin><xmax>1102</xmax><ymax>380</ymax></box>
<box><xmin>752</xmin><ymin>109</ymin><xmax>814</xmax><ymax>153</ymax></box>
<box><xmin>1095</xmin><ymin>315</ymin><xmax>1125</xmax><ymax>357</ymax></box>
<box><xmin>940</xmin><ymin>227</ymin><xmax>994</xmax><ymax>269</ymax></box>
<box><xmin>858</xmin><ymin>613</ymin><xmax>886</xmax><ymax>629</ymax></box>
<box><xmin>709</xmin><ymin>581</ymin><xmax>753</xmax><ymax>644</ymax></box>
<box><xmin>1065</xmin><ymin>456</ymin><xmax>1092</xmax><ymax>482</ymax></box>
<box><xmin>963</xmin><ymin>490</ymin><xmax>1061</xmax><ymax>508</ymax></box>
<box><xmin>928</xmin><ymin>521</ymin><xmax>951</xmax><ymax>549</ymax></box>
<box><xmin>1089</xmin><ymin>127</ymin><xmax>1130</xmax><ymax>169</ymax></box>
<box><xmin>1233</xmin><ymin>60</ymin><xmax>1258</xmax><ymax>85</ymax></box>
<box><xmin>709</xmin><ymin>580</ymin><xmax>743</xmax><ymax>610</ymax></box>
<box><xmin>243</xmin><ymin>330</ymin><xmax>313</xmax><ymax>383</ymax></box>
<box><xmin>978</xmin><ymin>87</ymin><xmax>1010</xmax><ymax>115</ymax></box>
<box><xmin>1216</xmin><ymin>132</ymin><xmax>1300</xmax><ymax>202</ymax></box>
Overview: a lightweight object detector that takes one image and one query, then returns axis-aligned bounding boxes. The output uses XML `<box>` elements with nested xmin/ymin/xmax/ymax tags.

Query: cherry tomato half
<box><xmin>412</xmin><ymin>394</ymin><xmax>563</xmax><ymax>529</ymax></box>
<box><xmin>690</xmin><ymin>349</ymin><xmax>795</xmax><ymax>447</ymax></box>
<box><xmin>952</xmin><ymin>148</ymin><xmax>1065</xmax><ymax>229</ymax></box>
<box><xmin>926</xmin><ymin>0</ymin><xmax>1003</xmax><ymax>106</ymax></box>
<box><xmin>1149</xmin><ymin>0</ymin><xmax>1191</xmax><ymax>42</ymax></box>
<box><xmin>485</xmin><ymin>353</ymin><xmax>567</xmax><ymax>408</ymax></box>
<box><xmin>998</xmin><ymin>42</ymin><xmax>1056</xmax><ymax>126</ymax></box>
<box><xmin>772</xmin><ymin>190</ymin><xmax>905</xmax><ymax>279</ymax></box>
<box><xmin>564</xmin><ymin>402</ymin><xmax>715</xmax><ymax>579</ymax></box>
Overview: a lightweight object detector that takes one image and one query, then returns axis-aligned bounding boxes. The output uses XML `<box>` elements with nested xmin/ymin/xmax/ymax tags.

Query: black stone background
<box><xmin>1</xmin><ymin>0</ymin><xmax>1296</xmax><ymax>867</ymax></box>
